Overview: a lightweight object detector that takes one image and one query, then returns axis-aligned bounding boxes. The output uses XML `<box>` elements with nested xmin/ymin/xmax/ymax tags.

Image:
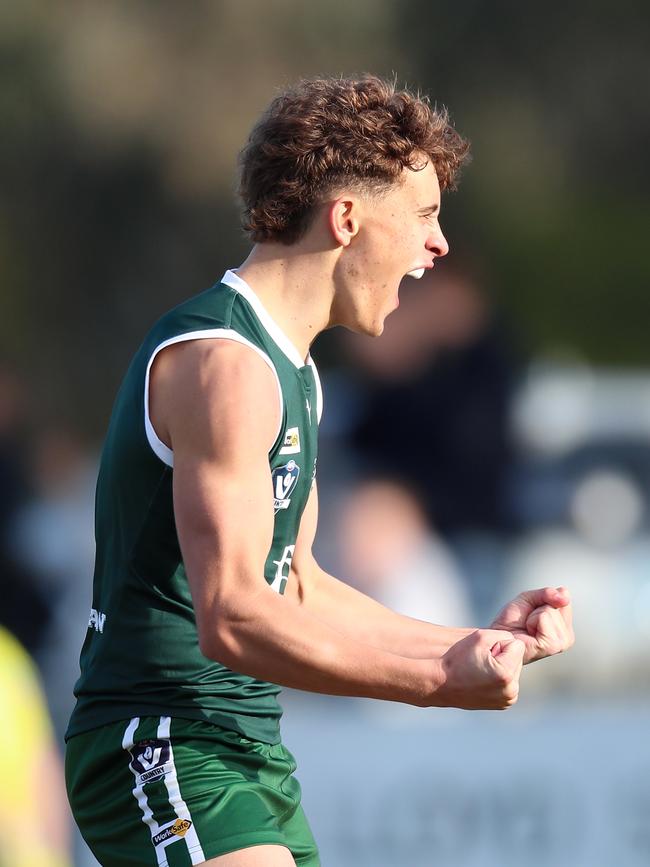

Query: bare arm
<box><xmin>150</xmin><ymin>338</ymin><xmax>524</xmax><ymax>710</ymax></box>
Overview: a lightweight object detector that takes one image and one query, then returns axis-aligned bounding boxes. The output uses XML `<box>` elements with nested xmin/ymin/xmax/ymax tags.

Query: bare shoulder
<box><xmin>150</xmin><ymin>337</ymin><xmax>281</xmax><ymax>456</ymax></box>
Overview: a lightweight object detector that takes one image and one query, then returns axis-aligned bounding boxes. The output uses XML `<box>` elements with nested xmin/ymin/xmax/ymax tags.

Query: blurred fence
<box><xmin>284</xmin><ymin>697</ymin><xmax>650</xmax><ymax>867</ymax></box>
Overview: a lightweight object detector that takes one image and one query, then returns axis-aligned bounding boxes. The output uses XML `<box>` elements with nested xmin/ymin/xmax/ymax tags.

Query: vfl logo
<box><xmin>152</xmin><ymin>818</ymin><xmax>192</xmax><ymax>847</ymax></box>
<box><xmin>129</xmin><ymin>738</ymin><xmax>171</xmax><ymax>784</ymax></box>
<box><xmin>272</xmin><ymin>460</ymin><xmax>300</xmax><ymax>513</ymax></box>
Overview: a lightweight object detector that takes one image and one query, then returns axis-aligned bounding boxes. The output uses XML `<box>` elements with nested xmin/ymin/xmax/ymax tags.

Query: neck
<box><xmin>236</xmin><ymin>242</ymin><xmax>337</xmax><ymax>362</ymax></box>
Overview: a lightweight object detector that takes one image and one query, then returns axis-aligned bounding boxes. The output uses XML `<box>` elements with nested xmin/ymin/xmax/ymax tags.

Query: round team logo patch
<box><xmin>272</xmin><ymin>460</ymin><xmax>301</xmax><ymax>513</ymax></box>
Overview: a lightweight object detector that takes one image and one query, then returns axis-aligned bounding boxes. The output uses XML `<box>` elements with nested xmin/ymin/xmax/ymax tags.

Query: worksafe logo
<box><xmin>152</xmin><ymin>818</ymin><xmax>192</xmax><ymax>847</ymax></box>
<box><xmin>129</xmin><ymin>738</ymin><xmax>171</xmax><ymax>783</ymax></box>
<box><xmin>272</xmin><ymin>460</ymin><xmax>300</xmax><ymax>513</ymax></box>
<box><xmin>279</xmin><ymin>426</ymin><xmax>301</xmax><ymax>455</ymax></box>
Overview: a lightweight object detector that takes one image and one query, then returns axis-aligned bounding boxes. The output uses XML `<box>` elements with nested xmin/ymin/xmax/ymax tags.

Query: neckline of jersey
<box><xmin>221</xmin><ymin>269</ymin><xmax>310</xmax><ymax>370</ymax></box>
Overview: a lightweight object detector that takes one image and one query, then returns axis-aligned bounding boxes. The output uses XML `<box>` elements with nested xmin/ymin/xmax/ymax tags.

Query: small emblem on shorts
<box><xmin>129</xmin><ymin>738</ymin><xmax>171</xmax><ymax>783</ymax></box>
<box><xmin>272</xmin><ymin>460</ymin><xmax>300</xmax><ymax>513</ymax></box>
<box><xmin>152</xmin><ymin>818</ymin><xmax>192</xmax><ymax>846</ymax></box>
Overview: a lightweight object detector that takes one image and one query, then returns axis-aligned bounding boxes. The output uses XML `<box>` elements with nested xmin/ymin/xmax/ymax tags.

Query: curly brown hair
<box><xmin>238</xmin><ymin>75</ymin><xmax>470</xmax><ymax>245</ymax></box>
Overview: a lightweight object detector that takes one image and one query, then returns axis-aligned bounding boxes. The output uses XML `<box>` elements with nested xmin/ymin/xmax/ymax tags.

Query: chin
<box><xmin>341</xmin><ymin>311</ymin><xmax>385</xmax><ymax>337</ymax></box>
<box><xmin>355</xmin><ymin>315</ymin><xmax>386</xmax><ymax>337</ymax></box>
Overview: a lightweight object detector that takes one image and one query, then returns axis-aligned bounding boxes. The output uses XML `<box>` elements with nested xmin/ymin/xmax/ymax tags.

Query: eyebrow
<box><xmin>417</xmin><ymin>203</ymin><xmax>440</xmax><ymax>214</ymax></box>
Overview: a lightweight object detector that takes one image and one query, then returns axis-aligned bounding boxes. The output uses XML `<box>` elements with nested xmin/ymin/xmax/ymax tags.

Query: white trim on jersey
<box><xmin>143</xmin><ymin>329</ymin><xmax>284</xmax><ymax>467</ymax></box>
<box><xmin>222</xmin><ymin>269</ymin><xmax>306</xmax><ymax>368</ymax></box>
<box><xmin>308</xmin><ymin>355</ymin><xmax>324</xmax><ymax>423</ymax></box>
<box><xmin>223</xmin><ymin>268</ymin><xmax>323</xmax><ymax>422</ymax></box>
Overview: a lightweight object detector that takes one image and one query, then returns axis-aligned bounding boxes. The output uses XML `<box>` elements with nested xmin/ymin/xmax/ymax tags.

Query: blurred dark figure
<box><xmin>345</xmin><ymin>262</ymin><xmax>518</xmax><ymax>537</ymax></box>
<box><xmin>9</xmin><ymin>423</ymin><xmax>100</xmax><ymax>867</ymax></box>
<box><xmin>10</xmin><ymin>424</ymin><xmax>97</xmax><ymax>742</ymax></box>
<box><xmin>339</xmin><ymin>263</ymin><xmax>519</xmax><ymax>619</ymax></box>
<box><xmin>0</xmin><ymin>361</ymin><xmax>51</xmax><ymax>654</ymax></box>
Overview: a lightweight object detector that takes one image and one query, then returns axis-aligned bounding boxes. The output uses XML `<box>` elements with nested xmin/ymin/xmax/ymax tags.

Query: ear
<box><xmin>328</xmin><ymin>196</ymin><xmax>360</xmax><ymax>247</ymax></box>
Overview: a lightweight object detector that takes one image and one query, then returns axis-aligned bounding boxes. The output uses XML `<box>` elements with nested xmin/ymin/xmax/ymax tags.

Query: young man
<box><xmin>66</xmin><ymin>76</ymin><xmax>574</xmax><ymax>867</ymax></box>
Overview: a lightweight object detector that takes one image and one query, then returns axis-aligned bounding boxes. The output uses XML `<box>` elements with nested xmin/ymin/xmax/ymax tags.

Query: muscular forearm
<box><xmin>201</xmin><ymin>580</ymin><xmax>442</xmax><ymax>707</ymax></box>
<box><xmin>300</xmin><ymin>566</ymin><xmax>475</xmax><ymax>658</ymax></box>
<box><xmin>207</xmin><ymin>582</ymin><xmax>525</xmax><ymax>713</ymax></box>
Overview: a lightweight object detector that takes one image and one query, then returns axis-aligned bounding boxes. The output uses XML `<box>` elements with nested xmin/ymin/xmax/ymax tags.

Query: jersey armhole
<box><xmin>144</xmin><ymin>329</ymin><xmax>284</xmax><ymax>467</ymax></box>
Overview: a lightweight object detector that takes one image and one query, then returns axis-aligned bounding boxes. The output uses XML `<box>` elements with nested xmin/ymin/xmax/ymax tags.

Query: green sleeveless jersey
<box><xmin>66</xmin><ymin>270</ymin><xmax>321</xmax><ymax>745</ymax></box>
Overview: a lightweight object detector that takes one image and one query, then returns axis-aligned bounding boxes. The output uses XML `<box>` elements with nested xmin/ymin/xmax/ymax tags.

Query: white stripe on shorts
<box><xmin>157</xmin><ymin>716</ymin><xmax>206</xmax><ymax>865</ymax></box>
<box><xmin>122</xmin><ymin>717</ymin><xmax>206</xmax><ymax>867</ymax></box>
<box><xmin>122</xmin><ymin>717</ymin><xmax>166</xmax><ymax>867</ymax></box>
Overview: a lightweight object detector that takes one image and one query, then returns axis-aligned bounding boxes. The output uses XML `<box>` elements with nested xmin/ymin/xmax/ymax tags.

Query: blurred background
<box><xmin>1</xmin><ymin>1</ymin><xmax>649</xmax><ymax>865</ymax></box>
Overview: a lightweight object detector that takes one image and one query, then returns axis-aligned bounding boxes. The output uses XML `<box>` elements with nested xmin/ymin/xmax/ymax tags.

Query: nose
<box><xmin>427</xmin><ymin>224</ymin><xmax>449</xmax><ymax>258</ymax></box>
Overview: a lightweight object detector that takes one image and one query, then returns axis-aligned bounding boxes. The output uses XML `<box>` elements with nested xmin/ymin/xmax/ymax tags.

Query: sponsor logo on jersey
<box><xmin>129</xmin><ymin>738</ymin><xmax>171</xmax><ymax>783</ymax></box>
<box><xmin>272</xmin><ymin>460</ymin><xmax>300</xmax><ymax>513</ymax></box>
<box><xmin>152</xmin><ymin>818</ymin><xmax>192</xmax><ymax>847</ymax></box>
<box><xmin>279</xmin><ymin>426</ymin><xmax>301</xmax><ymax>455</ymax></box>
<box><xmin>88</xmin><ymin>608</ymin><xmax>106</xmax><ymax>633</ymax></box>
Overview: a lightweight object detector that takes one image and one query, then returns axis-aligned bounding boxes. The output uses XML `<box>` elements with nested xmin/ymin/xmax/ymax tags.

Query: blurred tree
<box><xmin>395</xmin><ymin>0</ymin><xmax>650</xmax><ymax>362</ymax></box>
<box><xmin>1</xmin><ymin>0</ymin><xmax>649</xmax><ymax>438</ymax></box>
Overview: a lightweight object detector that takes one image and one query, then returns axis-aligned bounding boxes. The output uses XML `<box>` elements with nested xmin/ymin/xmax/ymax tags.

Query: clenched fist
<box><xmin>434</xmin><ymin>629</ymin><xmax>525</xmax><ymax>710</ymax></box>
<box><xmin>490</xmin><ymin>587</ymin><xmax>575</xmax><ymax>665</ymax></box>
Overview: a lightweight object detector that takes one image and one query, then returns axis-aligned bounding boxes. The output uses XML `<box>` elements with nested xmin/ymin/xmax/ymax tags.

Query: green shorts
<box><xmin>65</xmin><ymin>716</ymin><xmax>319</xmax><ymax>866</ymax></box>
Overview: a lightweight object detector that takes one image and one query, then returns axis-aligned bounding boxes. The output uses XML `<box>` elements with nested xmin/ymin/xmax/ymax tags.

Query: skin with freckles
<box><xmin>236</xmin><ymin>158</ymin><xmax>449</xmax><ymax>359</ymax></box>
<box><xmin>327</xmin><ymin>159</ymin><xmax>449</xmax><ymax>336</ymax></box>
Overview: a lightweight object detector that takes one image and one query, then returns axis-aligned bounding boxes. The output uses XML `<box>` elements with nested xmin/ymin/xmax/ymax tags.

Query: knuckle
<box><xmin>505</xmin><ymin>682</ymin><xmax>519</xmax><ymax>702</ymax></box>
<box><xmin>500</xmin><ymin>685</ymin><xmax>519</xmax><ymax>708</ymax></box>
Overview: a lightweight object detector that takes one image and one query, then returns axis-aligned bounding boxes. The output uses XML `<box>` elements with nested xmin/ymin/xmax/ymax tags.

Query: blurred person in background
<box><xmin>338</xmin><ymin>477</ymin><xmax>473</xmax><ymax>628</ymax></box>
<box><xmin>506</xmin><ymin>466</ymin><xmax>650</xmax><ymax>693</ymax></box>
<box><xmin>65</xmin><ymin>75</ymin><xmax>573</xmax><ymax>867</ymax></box>
<box><xmin>0</xmin><ymin>360</ymin><xmax>52</xmax><ymax>654</ymax></box>
<box><xmin>0</xmin><ymin>624</ymin><xmax>72</xmax><ymax>867</ymax></box>
<box><xmin>10</xmin><ymin>424</ymin><xmax>97</xmax><ymax>742</ymax></box>
<box><xmin>343</xmin><ymin>262</ymin><xmax>518</xmax><ymax>619</ymax></box>
<box><xmin>9</xmin><ymin>425</ymin><xmax>100</xmax><ymax>867</ymax></box>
